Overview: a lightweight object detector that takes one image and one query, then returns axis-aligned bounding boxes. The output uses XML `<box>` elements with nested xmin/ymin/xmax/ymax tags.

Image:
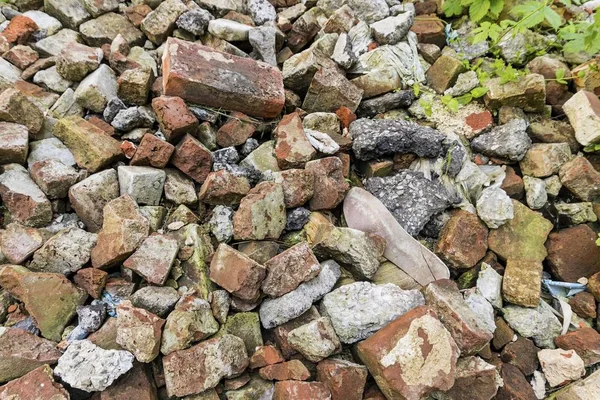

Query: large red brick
<box><xmin>162</xmin><ymin>38</ymin><xmax>285</xmax><ymax>119</ymax></box>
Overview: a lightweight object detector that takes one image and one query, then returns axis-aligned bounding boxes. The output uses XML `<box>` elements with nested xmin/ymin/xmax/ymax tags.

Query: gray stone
<box><xmin>74</xmin><ymin>64</ymin><xmax>118</xmax><ymax>113</ymax></box>
<box><xmin>209</xmin><ymin>205</ymin><xmax>234</xmax><ymax>243</ymax></box>
<box><xmin>502</xmin><ymin>301</ymin><xmax>562</xmax><ymax>349</ymax></box>
<box><xmin>471</xmin><ymin>119</ymin><xmax>531</xmax><ymax>162</ymax></box>
<box><xmin>103</xmin><ymin>97</ymin><xmax>126</xmax><ymax>123</ymax></box>
<box><xmin>463</xmin><ymin>289</ymin><xmax>496</xmax><ymax>335</ymax></box>
<box><xmin>76</xmin><ymin>303</ymin><xmax>107</xmax><ymax>333</ymax></box>
<box><xmin>287</xmin><ymin>316</ymin><xmax>341</xmax><ymax>362</ymax></box>
<box><xmin>350</xmin><ymin>118</ymin><xmax>445</xmax><ymax>161</ymax></box>
<box><xmin>50</xmin><ymin>89</ymin><xmax>84</xmax><ymax>119</ymax></box>
<box><xmin>29</xmin><ymin>227</ymin><xmax>97</xmax><ymax>274</ymax></box>
<box><xmin>331</xmin><ymin>32</ymin><xmax>356</xmax><ymax>69</ymax></box>
<box><xmin>118</xmin><ymin>166</ymin><xmax>166</xmax><ymax>206</ymax></box>
<box><xmin>130</xmin><ymin>286</ymin><xmax>180</xmax><ymax>318</ymax></box>
<box><xmin>79</xmin><ymin>12</ymin><xmax>144</xmax><ymax>47</ymax></box>
<box><xmin>370</xmin><ymin>12</ymin><xmax>413</xmax><ymax>45</ymax></box>
<box><xmin>29</xmin><ymin>159</ymin><xmax>80</xmax><ymax>199</ymax></box>
<box><xmin>164</xmin><ymin>168</ymin><xmax>197</xmax><ymax>206</ymax></box>
<box><xmin>320</xmin><ymin>281</ymin><xmax>424</xmax><ymax>343</ymax></box>
<box><xmin>44</xmin><ymin>0</ymin><xmax>91</xmax><ymax>29</ymax></box>
<box><xmin>34</xmin><ymin>29</ymin><xmax>82</xmax><ymax>57</ymax></box>
<box><xmin>347</xmin><ymin>0</ymin><xmax>389</xmax><ymax>24</ymax></box>
<box><xmin>33</xmin><ymin>66</ymin><xmax>73</xmax><ymax>93</ymax></box>
<box><xmin>141</xmin><ymin>0</ymin><xmax>187</xmax><ymax>44</ymax></box>
<box><xmin>54</xmin><ymin>340</ymin><xmax>134</xmax><ymax>392</ymax></box>
<box><xmin>304</xmin><ymin>128</ymin><xmax>339</xmax><ymax>155</ymax></box>
<box><xmin>111</xmin><ymin>106</ymin><xmax>155</xmax><ymax>131</ymax></box>
<box><xmin>176</xmin><ymin>9</ymin><xmax>213</xmax><ymax>36</ymax></box>
<box><xmin>246</xmin><ymin>0</ymin><xmax>276</xmax><ymax>25</ymax></box>
<box><xmin>356</xmin><ymin>90</ymin><xmax>414</xmax><ymax>117</ymax></box>
<box><xmin>476</xmin><ymin>187</ymin><xmax>514</xmax><ymax>229</ymax></box>
<box><xmin>555</xmin><ymin>202</ymin><xmax>597</xmax><ymax>225</ymax></box>
<box><xmin>249</xmin><ymin>26</ymin><xmax>277</xmax><ymax>66</ymax></box>
<box><xmin>523</xmin><ymin>175</ymin><xmax>547</xmax><ymax>210</ymax></box>
<box><xmin>365</xmin><ymin>171</ymin><xmax>455</xmax><ymax>236</ymax></box>
<box><xmin>259</xmin><ymin>260</ymin><xmax>341</xmax><ymax>329</ymax></box>
<box><xmin>0</xmin><ymin>59</ymin><xmax>22</xmax><ymax>93</ymax></box>
<box><xmin>445</xmin><ymin>70</ymin><xmax>479</xmax><ymax>97</ymax></box>
<box><xmin>68</xmin><ymin>169</ymin><xmax>120</xmax><ymax>232</ymax></box>
<box><xmin>477</xmin><ymin>263</ymin><xmax>503</xmax><ymax>309</ymax></box>
<box><xmin>23</xmin><ymin>11</ymin><xmax>62</xmax><ymax>37</ymax></box>
<box><xmin>498</xmin><ymin>29</ymin><xmax>552</xmax><ymax>65</ymax></box>
<box><xmin>286</xmin><ymin>207</ymin><xmax>310</xmax><ymax>231</ymax></box>
<box><xmin>207</xmin><ymin>19</ymin><xmax>252</xmax><ymax>41</ymax></box>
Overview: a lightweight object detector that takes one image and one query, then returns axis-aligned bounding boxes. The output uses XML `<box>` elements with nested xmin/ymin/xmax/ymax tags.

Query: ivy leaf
<box><xmin>513</xmin><ymin>1</ymin><xmax>545</xmax><ymax>28</ymax></box>
<box><xmin>469</xmin><ymin>0</ymin><xmax>490</xmax><ymax>22</ymax></box>
<box><xmin>470</xmin><ymin>87</ymin><xmax>489</xmax><ymax>98</ymax></box>
<box><xmin>577</xmin><ymin>70</ymin><xmax>586</xmax><ymax>79</ymax></box>
<box><xmin>447</xmin><ymin>98</ymin><xmax>460</xmax><ymax>112</ymax></box>
<box><xmin>456</xmin><ymin>94</ymin><xmax>473</xmax><ymax>105</ymax></box>
<box><xmin>543</xmin><ymin>6</ymin><xmax>562</xmax><ymax>30</ymax></box>
<box><xmin>555</xmin><ymin>68</ymin><xmax>567</xmax><ymax>84</ymax></box>
<box><xmin>489</xmin><ymin>0</ymin><xmax>504</xmax><ymax>18</ymax></box>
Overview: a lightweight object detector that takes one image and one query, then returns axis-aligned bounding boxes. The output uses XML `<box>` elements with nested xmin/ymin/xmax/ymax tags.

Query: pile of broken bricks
<box><xmin>1</xmin><ymin>0</ymin><xmax>600</xmax><ymax>399</ymax></box>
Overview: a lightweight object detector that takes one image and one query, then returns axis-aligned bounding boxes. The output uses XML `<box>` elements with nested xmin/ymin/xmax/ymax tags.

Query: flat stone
<box><xmin>0</xmin><ymin>164</ymin><xmax>52</xmax><ymax>228</ymax></box>
<box><xmin>214</xmin><ymin>311</ymin><xmax>263</xmax><ymax>355</ymax></box>
<box><xmin>118</xmin><ymin>166</ymin><xmax>166</xmax><ymax>206</ymax></box>
<box><xmin>130</xmin><ymin>133</ymin><xmax>175</xmax><ymax>168</ymax></box>
<box><xmin>356</xmin><ymin>305</ymin><xmax>459</xmax><ymax>400</ymax></box>
<box><xmin>259</xmin><ymin>260</ymin><xmax>340</xmax><ymax>329</ymax></box>
<box><xmin>152</xmin><ymin>95</ymin><xmax>198</xmax><ymax>143</ymax></box>
<box><xmin>34</xmin><ymin>29</ymin><xmax>82</xmax><ymax>57</ymax></box>
<box><xmin>563</xmin><ymin>90</ymin><xmax>600</xmax><ymax>146</ymax></box>
<box><xmin>29</xmin><ymin>158</ymin><xmax>80</xmax><ymax>200</ymax></box>
<box><xmin>92</xmin><ymin>361</ymin><xmax>158</xmax><ymax>400</ymax></box>
<box><xmin>161</xmin><ymin>294</ymin><xmax>218</xmax><ymax>355</ymax></box>
<box><xmin>471</xmin><ymin>119</ymin><xmax>531</xmax><ymax>162</ymax></box>
<box><xmin>316</xmin><ymin>358</ymin><xmax>368</xmax><ymax>400</ymax></box>
<box><xmin>74</xmin><ymin>64</ymin><xmax>117</xmax><ymax>113</ymax></box>
<box><xmin>171</xmin><ymin>134</ymin><xmax>213</xmax><ymax>183</ymax></box>
<box><xmin>0</xmin><ymin>88</ymin><xmax>44</xmax><ymax>136</ymax></box>
<box><xmin>210</xmin><ymin>243</ymin><xmax>266</xmax><ymax>302</ymax></box>
<box><xmin>0</xmin><ymin>327</ymin><xmax>61</xmax><ymax>383</ymax></box>
<box><xmin>274</xmin><ymin>381</ymin><xmax>331</xmax><ymax>400</ymax></box>
<box><xmin>3</xmin><ymin>45</ymin><xmax>39</xmax><ymax>70</ymax></box>
<box><xmin>539</xmin><ymin>349</ymin><xmax>585</xmax><ymax>387</ymax></box>
<box><xmin>79</xmin><ymin>12</ymin><xmax>144</xmax><ymax>47</ymax></box>
<box><xmin>130</xmin><ymin>286</ymin><xmax>179</xmax><ymax>318</ymax></box>
<box><xmin>0</xmin><ymin>223</ymin><xmax>43</xmax><ymax>265</ymax></box>
<box><xmin>305</xmin><ymin>156</ymin><xmax>349</xmax><ymax>211</ymax></box>
<box><xmin>198</xmin><ymin>170</ymin><xmax>251</xmax><ymax>206</ymax></box>
<box><xmin>259</xmin><ymin>359</ymin><xmax>310</xmax><ymax>381</ymax></box>
<box><xmin>424</xmin><ymin>279</ymin><xmax>493</xmax><ymax>355</ymax></box>
<box><xmin>495</xmin><ymin>363</ymin><xmax>537</xmax><ymax>400</ymax></box>
<box><xmin>555</xmin><ymin>328</ymin><xmax>600</xmax><ymax>367</ymax></box>
<box><xmin>54</xmin><ymin>340</ymin><xmax>134</xmax><ymax>392</ymax></box>
<box><xmin>568</xmin><ymin>292</ymin><xmax>597</xmax><ymax>319</ymax></box>
<box><xmin>163</xmin><ymin>37</ymin><xmax>284</xmax><ymax>118</ymax></box>
<box><xmin>476</xmin><ymin>187</ymin><xmax>514</xmax><ymax>229</ymax></box>
<box><xmin>118</xmin><ymin>67</ymin><xmax>153</xmax><ymax>106</ymax></box>
<box><xmin>262</xmin><ymin>242</ymin><xmax>320</xmax><ymax>298</ymax></box>
<box><xmin>559</xmin><ymin>156</ymin><xmax>600</xmax><ymax>201</ymax></box>
<box><xmin>274</xmin><ymin>112</ymin><xmax>316</xmax><ymax>169</ymax></box>
<box><xmin>90</xmin><ymin>194</ymin><xmax>150</xmax><ymax>269</ymax></box>
<box><xmin>216</xmin><ymin>111</ymin><xmax>256</xmax><ymax>148</ymax></box>
<box><xmin>287</xmin><ymin>316</ymin><xmax>342</xmax><ymax>362</ymax></box>
<box><xmin>484</xmin><ymin>74</ymin><xmax>546</xmax><ymax>112</ymax></box>
<box><xmin>164</xmin><ymin>168</ymin><xmax>197</xmax><ymax>206</ymax></box>
<box><xmin>249</xmin><ymin>345</ymin><xmax>285</xmax><ymax>369</ymax></box>
<box><xmin>501</xmin><ymin>336</ymin><xmax>540</xmax><ymax>376</ymax></box>
<box><xmin>0</xmin><ymin>122</ymin><xmax>28</xmax><ymax>164</ymax></box>
<box><xmin>502</xmin><ymin>259</ymin><xmax>543</xmax><ymax>308</ymax></box>
<box><xmin>502</xmin><ymin>301</ymin><xmax>562</xmax><ymax>348</ymax></box>
<box><xmin>520</xmin><ymin>143</ymin><xmax>572</xmax><ymax>178</ymax></box>
<box><xmin>123</xmin><ymin>234</ymin><xmax>178</xmax><ymax>285</ymax></box>
<box><xmin>488</xmin><ymin>199</ymin><xmax>553</xmax><ymax>262</ymax></box>
<box><xmin>163</xmin><ymin>334</ymin><xmax>248</xmax><ymax>397</ymax></box>
<box><xmin>116</xmin><ymin>300</ymin><xmax>165</xmax><ymax>363</ymax></box>
<box><xmin>550</xmin><ymin>369</ymin><xmax>600</xmax><ymax>399</ymax></box>
<box><xmin>44</xmin><ymin>0</ymin><xmax>91</xmax><ymax>29</ymax></box>
<box><xmin>207</xmin><ymin>18</ymin><xmax>252</xmax><ymax>41</ymax></box>
<box><xmin>0</xmin><ymin>265</ymin><xmax>87</xmax><ymax>341</ymax></box>
<box><xmin>435</xmin><ymin>210</ymin><xmax>488</xmax><ymax>270</ymax></box>
<box><xmin>141</xmin><ymin>0</ymin><xmax>187</xmax><ymax>44</ymax></box>
<box><xmin>435</xmin><ymin>356</ymin><xmax>501</xmax><ymax>400</ymax></box>
<box><xmin>69</xmin><ymin>169</ymin><xmax>119</xmax><ymax>232</ymax></box>
<box><xmin>426</xmin><ymin>54</ymin><xmax>465</xmax><ymax>94</ymax></box>
<box><xmin>29</xmin><ymin>227</ymin><xmax>97</xmax><ymax>275</ymax></box>
<box><xmin>53</xmin><ymin>116</ymin><xmax>122</xmax><ymax>172</ymax></box>
<box><xmin>56</xmin><ymin>42</ymin><xmax>102</xmax><ymax>82</ymax></box>
<box><xmin>233</xmin><ymin>181</ymin><xmax>286</xmax><ymax>240</ymax></box>
<box><xmin>546</xmin><ymin>224</ymin><xmax>600</xmax><ymax>282</ymax></box>
<box><xmin>365</xmin><ymin>171</ymin><xmax>454</xmax><ymax>236</ymax></box>
<box><xmin>270</xmin><ymin>169</ymin><xmax>314</xmax><ymax>208</ymax></box>
<box><xmin>0</xmin><ymin>365</ymin><xmax>69</xmax><ymax>399</ymax></box>
<box><xmin>302</xmin><ymin>67</ymin><xmax>363</xmax><ymax>113</ymax></box>
<box><xmin>321</xmin><ymin>281</ymin><xmax>424</xmax><ymax>344</ymax></box>
<box><xmin>74</xmin><ymin>267</ymin><xmax>107</xmax><ymax>298</ymax></box>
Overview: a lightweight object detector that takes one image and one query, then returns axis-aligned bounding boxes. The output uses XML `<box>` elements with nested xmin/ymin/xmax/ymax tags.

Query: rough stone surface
<box><xmin>29</xmin><ymin>227</ymin><xmax>97</xmax><ymax>274</ymax></box>
<box><xmin>123</xmin><ymin>234</ymin><xmax>179</xmax><ymax>285</ymax></box>
<box><xmin>116</xmin><ymin>300</ymin><xmax>165</xmax><ymax>363</ymax></box>
<box><xmin>321</xmin><ymin>281</ymin><xmax>425</xmax><ymax>344</ymax></box>
<box><xmin>546</xmin><ymin>224</ymin><xmax>600</xmax><ymax>282</ymax></box>
<box><xmin>69</xmin><ymin>169</ymin><xmax>119</xmax><ymax>232</ymax></box>
<box><xmin>471</xmin><ymin>119</ymin><xmax>532</xmax><ymax>162</ymax></box>
<box><xmin>233</xmin><ymin>181</ymin><xmax>286</xmax><ymax>240</ymax></box>
<box><xmin>502</xmin><ymin>302</ymin><xmax>562</xmax><ymax>348</ymax></box>
<box><xmin>538</xmin><ymin>349</ymin><xmax>585</xmax><ymax>387</ymax></box>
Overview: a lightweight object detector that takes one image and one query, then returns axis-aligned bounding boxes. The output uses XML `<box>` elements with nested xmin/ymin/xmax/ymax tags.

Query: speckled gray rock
<box><xmin>471</xmin><ymin>119</ymin><xmax>531</xmax><ymax>162</ymax></box>
<box><xmin>347</xmin><ymin>0</ymin><xmax>389</xmax><ymax>24</ymax></box>
<box><xmin>332</xmin><ymin>33</ymin><xmax>356</xmax><ymax>69</ymax></box>
<box><xmin>286</xmin><ymin>207</ymin><xmax>310</xmax><ymax>231</ymax></box>
<box><xmin>523</xmin><ymin>175</ymin><xmax>547</xmax><ymax>210</ymax></box>
<box><xmin>209</xmin><ymin>205</ymin><xmax>234</xmax><ymax>243</ymax></box>
<box><xmin>111</xmin><ymin>106</ymin><xmax>155</xmax><ymax>131</ymax></box>
<box><xmin>259</xmin><ymin>260</ymin><xmax>341</xmax><ymax>329</ymax></box>
<box><xmin>249</xmin><ymin>26</ymin><xmax>277</xmax><ymax>66</ymax></box>
<box><xmin>164</xmin><ymin>169</ymin><xmax>197</xmax><ymax>206</ymax></box>
<box><xmin>477</xmin><ymin>263</ymin><xmax>502</xmax><ymax>309</ymax></box>
<box><xmin>463</xmin><ymin>289</ymin><xmax>495</xmax><ymax>335</ymax></box>
<box><xmin>502</xmin><ymin>301</ymin><xmax>562</xmax><ymax>348</ymax></box>
<box><xmin>320</xmin><ymin>282</ymin><xmax>425</xmax><ymax>343</ymax></box>
<box><xmin>74</xmin><ymin>64</ymin><xmax>117</xmax><ymax>113</ymax></box>
<box><xmin>33</xmin><ymin>66</ymin><xmax>73</xmax><ymax>93</ymax></box>
<box><xmin>287</xmin><ymin>316</ymin><xmax>341</xmax><ymax>362</ymax></box>
<box><xmin>176</xmin><ymin>9</ymin><xmax>213</xmax><ymax>35</ymax></box>
<box><xmin>130</xmin><ymin>286</ymin><xmax>180</xmax><ymax>318</ymax></box>
<box><xmin>350</xmin><ymin>118</ymin><xmax>445</xmax><ymax>161</ymax></box>
<box><xmin>103</xmin><ymin>97</ymin><xmax>126</xmax><ymax>123</ymax></box>
<box><xmin>118</xmin><ymin>166</ymin><xmax>166</xmax><ymax>206</ymax></box>
<box><xmin>370</xmin><ymin>12</ymin><xmax>414</xmax><ymax>45</ymax></box>
<box><xmin>476</xmin><ymin>187</ymin><xmax>514</xmax><ymax>229</ymax></box>
<box><xmin>356</xmin><ymin>90</ymin><xmax>414</xmax><ymax>117</ymax></box>
<box><xmin>44</xmin><ymin>0</ymin><xmax>91</xmax><ymax>30</ymax></box>
<box><xmin>54</xmin><ymin>340</ymin><xmax>134</xmax><ymax>392</ymax></box>
<box><xmin>27</xmin><ymin>138</ymin><xmax>75</xmax><ymax>168</ymax></box>
<box><xmin>246</xmin><ymin>0</ymin><xmax>276</xmax><ymax>25</ymax></box>
<box><xmin>365</xmin><ymin>171</ymin><xmax>455</xmax><ymax>236</ymax></box>
<box><xmin>445</xmin><ymin>70</ymin><xmax>479</xmax><ymax>97</ymax></box>
<box><xmin>28</xmin><ymin>227</ymin><xmax>97</xmax><ymax>274</ymax></box>
<box><xmin>68</xmin><ymin>169</ymin><xmax>120</xmax><ymax>232</ymax></box>
<box><xmin>76</xmin><ymin>302</ymin><xmax>107</xmax><ymax>333</ymax></box>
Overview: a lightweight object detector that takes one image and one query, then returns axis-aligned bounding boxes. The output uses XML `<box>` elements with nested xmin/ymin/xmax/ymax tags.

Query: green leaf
<box><xmin>543</xmin><ymin>6</ymin><xmax>562</xmax><ymax>30</ymax></box>
<box><xmin>470</xmin><ymin>87</ymin><xmax>489</xmax><ymax>98</ymax></box>
<box><xmin>456</xmin><ymin>94</ymin><xmax>473</xmax><ymax>105</ymax></box>
<box><xmin>489</xmin><ymin>0</ymin><xmax>504</xmax><ymax>18</ymax></box>
<box><xmin>577</xmin><ymin>70</ymin><xmax>586</xmax><ymax>78</ymax></box>
<box><xmin>556</xmin><ymin>68</ymin><xmax>565</xmax><ymax>80</ymax></box>
<box><xmin>469</xmin><ymin>0</ymin><xmax>490</xmax><ymax>22</ymax></box>
<box><xmin>413</xmin><ymin>83</ymin><xmax>420</xmax><ymax>97</ymax></box>
<box><xmin>560</xmin><ymin>0</ymin><xmax>571</xmax><ymax>5</ymax></box>
<box><xmin>443</xmin><ymin>0</ymin><xmax>464</xmax><ymax>17</ymax></box>
<box><xmin>446</xmin><ymin>98</ymin><xmax>460</xmax><ymax>112</ymax></box>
